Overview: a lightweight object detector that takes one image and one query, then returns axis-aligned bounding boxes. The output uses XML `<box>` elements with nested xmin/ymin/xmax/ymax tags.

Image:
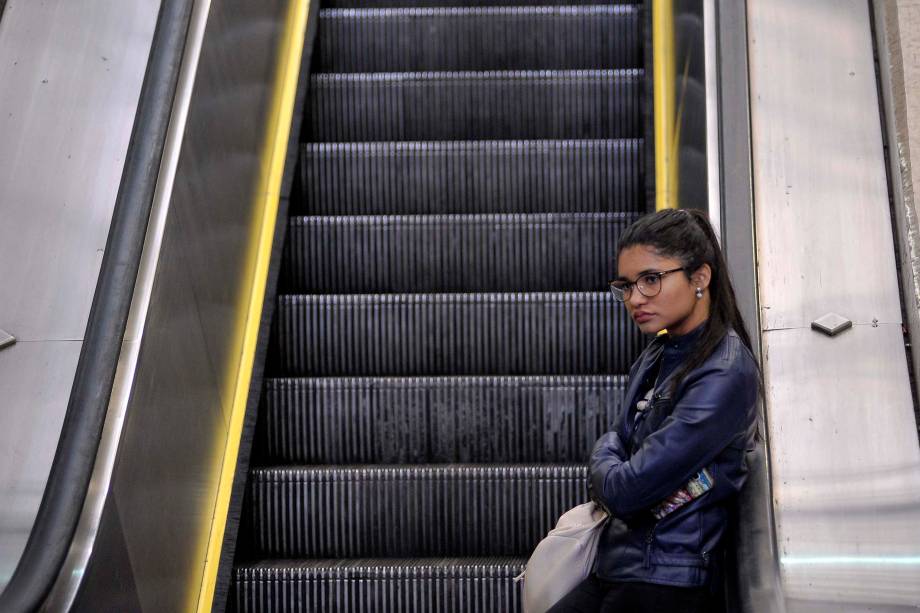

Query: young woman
<box><xmin>549</xmin><ymin>209</ymin><xmax>760</xmax><ymax>613</ymax></box>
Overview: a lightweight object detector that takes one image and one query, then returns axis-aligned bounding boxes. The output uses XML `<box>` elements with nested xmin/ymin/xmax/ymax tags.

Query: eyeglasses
<box><xmin>608</xmin><ymin>267</ymin><xmax>686</xmax><ymax>302</ymax></box>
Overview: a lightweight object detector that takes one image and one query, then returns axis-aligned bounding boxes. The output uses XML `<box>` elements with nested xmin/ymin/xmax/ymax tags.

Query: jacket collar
<box><xmin>619</xmin><ymin>322</ymin><xmax>709</xmax><ymax>437</ymax></box>
<box><xmin>620</xmin><ymin>336</ymin><xmax>667</xmax><ymax>429</ymax></box>
<box><xmin>661</xmin><ymin>321</ymin><xmax>707</xmax><ymax>355</ymax></box>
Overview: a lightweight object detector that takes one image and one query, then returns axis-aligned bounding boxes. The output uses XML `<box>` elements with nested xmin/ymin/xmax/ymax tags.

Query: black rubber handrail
<box><xmin>0</xmin><ymin>1</ymin><xmax>193</xmax><ymax>610</ymax></box>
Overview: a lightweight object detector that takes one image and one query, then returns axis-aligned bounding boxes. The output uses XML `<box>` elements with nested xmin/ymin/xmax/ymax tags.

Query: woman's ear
<box><xmin>692</xmin><ymin>264</ymin><xmax>712</xmax><ymax>290</ymax></box>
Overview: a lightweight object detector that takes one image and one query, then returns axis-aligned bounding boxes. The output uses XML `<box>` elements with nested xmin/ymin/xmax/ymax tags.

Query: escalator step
<box><xmin>326</xmin><ymin>0</ymin><xmax>629</xmax><ymax>6</ymax></box>
<box><xmin>315</xmin><ymin>6</ymin><xmax>640</xmax><ymax>72</ymax></box>
<box><xmin>234</xmin><ymin>557</ymin><xmax>526</xmax><ymax>613</ymax></box>
<box><xmin>307</xmin><ymin>69</ymin><xmax>642</xmax><ymax>142</ymax></box>
<box><xmin>281</xmin><ymin>213</ymin><xmax>635</xmax><ymax>293</ymax></box>
<box><xmin>295</xmin><ymin>139</ymin><xmax>643</xmax><ymax>215</ymax></box>
<box><xmin>260</xmin><ymin>375</ymin><xmax>627</xmax><ymax>463</ymax></box>
<box><xmin>249</xmin><ymin>465</ymin><xmax>586</xmax><ymax>557</ymax></box>
<box><xmin>273</xmin><ymin>292</ymin><xmax>642</xmax><ymax>376</ymax></box>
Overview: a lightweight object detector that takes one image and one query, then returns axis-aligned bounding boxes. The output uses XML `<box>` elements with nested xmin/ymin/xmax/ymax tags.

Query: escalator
<box><xmin>6</xmin><ymin>1</ymin><xmax>920</xmax><ymax>611</ymax></box>
<box><xmin>230</xmin><ymin>2</ymin><xmax>648</xmax><ymax>610</ymax></box>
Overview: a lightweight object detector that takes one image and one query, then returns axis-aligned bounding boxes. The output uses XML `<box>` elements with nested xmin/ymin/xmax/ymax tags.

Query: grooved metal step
<box><xmin>249</xmin><ymin>465</ymin><xmax>586</xmax><ymax>557</ymax></box>
<box><xmin>261</xmin><ymin>375</ymin><xmax>627</xmax><ymax>463</ymax></box>
<box><xmin>234</xmin><ymin>558</ymin><xmax>526</xmax><ymax>613</ymax></box>
<box><xmin>326</xmin><ymin>0</ymin><xmax>629</xmax><ymax>6</ymax></box>
<box><xmin>272</xmin><ymin>292</ymin><xmax>642</xmax><ymax>376</ymax></box>
<box><xmin>307</xmin><ymin>70</ymin><xmax>642</xmax><ymax>142</ymax></box>
<box><xmin>295</xmin><ymin>139</ymin><xmax>643</xmax><ymax>215</ymax></box>
<box><xmin>315</xmin><ymin>6</ymin><xmax>641</xmax><ymax>72</ymax></box>
<box><xmin>281</xmin><ymin>213</ymin><xmax>635</xmax><ymax>293</ymax></box>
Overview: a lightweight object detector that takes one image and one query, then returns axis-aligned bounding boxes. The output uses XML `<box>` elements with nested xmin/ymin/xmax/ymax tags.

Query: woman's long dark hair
<box><xmin>617</xmin><ymin>209</ymin><xmax>759</xmax><ymax>394</ymax></box>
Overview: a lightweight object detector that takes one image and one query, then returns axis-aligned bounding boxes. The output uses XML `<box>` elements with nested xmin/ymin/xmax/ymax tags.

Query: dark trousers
<box><xmin>547</xmin><ymin>575</ymin><xmax>713</xmax><ymax>613</ymax></box>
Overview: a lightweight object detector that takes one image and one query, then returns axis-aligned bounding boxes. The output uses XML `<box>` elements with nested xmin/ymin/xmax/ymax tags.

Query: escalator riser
<box><xmin>261</xmin><ymin>375</ymin><xmax>627</xmax><ymax>463</ymax></box>
<box><xmin>307</xmin><ymin>70</ymin><xmax>642</xmax><ymax>142</ymax></box>
<box><xmin>281</xmin><ymin>213</ymin><xmax>635</xmax><ymax>293</ymax></box>
<box><xmin>250</xmin><ymin>465</ymin><xmax>586</xmax><ymax>557</ymax></box>
<box><xmin>295</xmin><ymin>139</ymin><xmax>644</xmax><ymax>215</ymax></box>
<box><xmin>315</xmin><ymin>6</ymin><xmax>641</xmax><ymax>73</ymax></box>
<box><xmin>325</xmin><ymin>0</ymin><xmax>624</xmax><ymax>6</ymax></box>
<box><xmin>273</xmin><ymin>293</ymin><xmax>642</xmax><ymax>376</ymax></box>
<box><xmin>234</xmin><ymin>558</ymin><xmax>526</xmax><ymax>613</ymax></box>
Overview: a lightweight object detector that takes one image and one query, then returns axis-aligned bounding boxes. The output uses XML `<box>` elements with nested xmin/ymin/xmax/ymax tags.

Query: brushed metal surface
<box><xmin>749</xmin><ymin>0</ymin><xmax>920</xmax><ymax>609</ymax></box>
<box><xmin>0</xmin><ymin>341</ymin><xmax>81</xmax><ymax>592</ymax></box>
<box><xmin>764</xmin><ymin>326</ymin><xmax>920</xmax><ymax>609</ymax></box>
<box><xmin>703</xmin><ymin>0</ymin><xmax>721</xmax><ymax>239</ymax></box>
<box><xmin>42</xmin><ymin>0</ymin><xmax>211</xmax><ymax>609</ymax></box>
<box><xmin>40</xmin><ymin>340</ymin><xmax>137</xmax><ymax>613</ymax></box>
<box><xmin>715</xmin><ymin>2</ymin><xmax>783</xmax><ymax>610</ymax></box>
<box><xmin>0</xmin><ymin>0</ymin><xmax>157</xmax><ymax>597</ymax></box>
<box><xmin>810</xmin><ymin>313</ymin><xmax>853</xmax><ymax>337</ymax></box>
<box><xmin>749</xmin><ymin>0</ymin><xmax>901</xmax><ymax>332</ymax></box>
<box><xmin>0</xmin><ymin>0</ymin><xmax>158</xmax><ymax>341</ymax></box>
<box><xmin>63</xmin><ymin>2</ymin><xmax>293</xmax><ymax>610</ymax></box>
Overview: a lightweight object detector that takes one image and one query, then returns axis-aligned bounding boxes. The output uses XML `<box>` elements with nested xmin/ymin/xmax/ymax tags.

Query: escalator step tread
<box><xmin>260</xmin><ymin>374</ymin><xmax>627</xmax><ymax>463</ymax></box>
<box><xmin>281</xmin><ymin>212</ymin><xmax>636</xmax><ymax>293</ymax></box>
<box><xmin>248</xmin><ymin>464</ymin><xmax>586</xmax><ymax>557</ymax></box>
<box><xmin>326</xmin><ymin>0</ymin><xmax>635</xmax><ymax>6</ymax></box>
<box><xmin>237</xmin><ymin>556</ymin><xmax>527</xmax><ymax>573</ymax></box>
<box><xmin>272</xmin><ymin>292</ymin><xmax>643</xmax><ymax>376</ymax></box>
<box><xmin>307</xmin><ymin>69</ymin><xmax>642</xmax><ymax>142</ymax></box>
<box><xmin>234</xmin><ymin>557</ymin><xmax>526</xmax><ymax>613</ymax></box>
<box><xmin>296</xmin><ymin>139</ymin><xmax>644</xmax><ymax>215</ymax></box>
<box><xmin>315</xmin><ymin>5</ymin><xmax>641</xmax><ymax>72</ymax></box>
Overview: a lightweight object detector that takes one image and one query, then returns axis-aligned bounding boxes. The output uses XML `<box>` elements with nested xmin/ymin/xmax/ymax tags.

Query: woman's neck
<box><xmin>667</xmin><ymin>295</ymin><xmax>711</xmax><ymax>336</ymax></box>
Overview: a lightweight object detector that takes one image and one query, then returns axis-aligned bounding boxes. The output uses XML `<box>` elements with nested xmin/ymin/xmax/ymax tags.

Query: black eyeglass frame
<box><xmin>608</xmin><ymin>267</ymin><xmax>687</xmax><ymax>302</ymax></box>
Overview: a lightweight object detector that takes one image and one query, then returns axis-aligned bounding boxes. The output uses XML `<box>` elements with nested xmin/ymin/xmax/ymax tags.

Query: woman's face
<box><xmin>616</xmin><ymin>244</ymin><xmax>711</xmax><ymax>336</ymax></box>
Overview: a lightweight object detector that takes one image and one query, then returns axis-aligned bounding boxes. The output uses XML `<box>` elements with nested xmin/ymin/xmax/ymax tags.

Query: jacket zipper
<box><xmin>644</xmin><ymin>524</ymin><xmax>656</xmax><ymax>569</ymax></box>
<box><xmin>629</xmin><ymin>397</ymin><xmax>653</xmax><ymax>452</ymax></box>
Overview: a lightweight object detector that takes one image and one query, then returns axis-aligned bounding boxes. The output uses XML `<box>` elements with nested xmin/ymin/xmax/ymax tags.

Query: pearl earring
<box><xmin>695</xmin><ymin>287</ymin><xmax>703</xmax><ymax>299</ymax></box>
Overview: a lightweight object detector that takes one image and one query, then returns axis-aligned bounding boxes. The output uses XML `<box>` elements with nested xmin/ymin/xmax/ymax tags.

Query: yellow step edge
<box><xmin>193</xmin><ymin>1</ymin><xmax>310</xmax><ymax>611</ymax></box>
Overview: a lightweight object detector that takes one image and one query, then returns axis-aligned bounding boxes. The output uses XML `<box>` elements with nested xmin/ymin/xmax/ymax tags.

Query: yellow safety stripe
<box><xmin>194</xmin><ymin>1</ymin><xmax>310</xmax><ymax>611</ymax></box>
<box><xmin>653</xmin><ymin>0</ymin><xmax>678</xmax><ymax>210</ymax></box>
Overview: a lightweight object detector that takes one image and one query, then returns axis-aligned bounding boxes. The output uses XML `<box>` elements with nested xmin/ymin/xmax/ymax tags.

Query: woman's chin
<box><xmin>635</xmin><ymin>320</ymin><xmax>663</xmax><ymax>335</ymax></box>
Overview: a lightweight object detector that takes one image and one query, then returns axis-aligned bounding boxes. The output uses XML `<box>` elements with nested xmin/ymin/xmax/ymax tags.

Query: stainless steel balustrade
<box><xmin>749</xmin><ymin>0</ymin><xmax>920</xmax><ymax>609</ymax></box>
<box><xmin>0</xmin><ymin>0</ymin><xmax>159</xmax><ymax>595</ymax></box>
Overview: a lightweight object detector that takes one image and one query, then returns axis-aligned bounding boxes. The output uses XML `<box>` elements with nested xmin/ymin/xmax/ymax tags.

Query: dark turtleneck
<box><xmin>657</xmin><ymin>320</ymin><xmax>707</xmax><ymax>389</ymax></box>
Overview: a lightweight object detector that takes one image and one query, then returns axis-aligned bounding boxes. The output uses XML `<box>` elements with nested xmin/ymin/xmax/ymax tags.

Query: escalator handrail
<box><xmin>0</xmin><ymin>1</ymin><xmax>194</xmax><ymax>610</ymax></box>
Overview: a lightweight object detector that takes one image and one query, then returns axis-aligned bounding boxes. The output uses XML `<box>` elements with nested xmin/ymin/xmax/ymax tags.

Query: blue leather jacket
<box><xmin>590</xmin><ymin>326</ymin><xmax>759</xmax><ymax>588</ymax></box>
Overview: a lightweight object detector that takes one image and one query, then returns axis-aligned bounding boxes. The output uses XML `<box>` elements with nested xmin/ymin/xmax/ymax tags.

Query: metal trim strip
<box><xmin>704</xmin><ymin>0</ymin><xmax>722</xmax><ymax>237</ymax></box>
